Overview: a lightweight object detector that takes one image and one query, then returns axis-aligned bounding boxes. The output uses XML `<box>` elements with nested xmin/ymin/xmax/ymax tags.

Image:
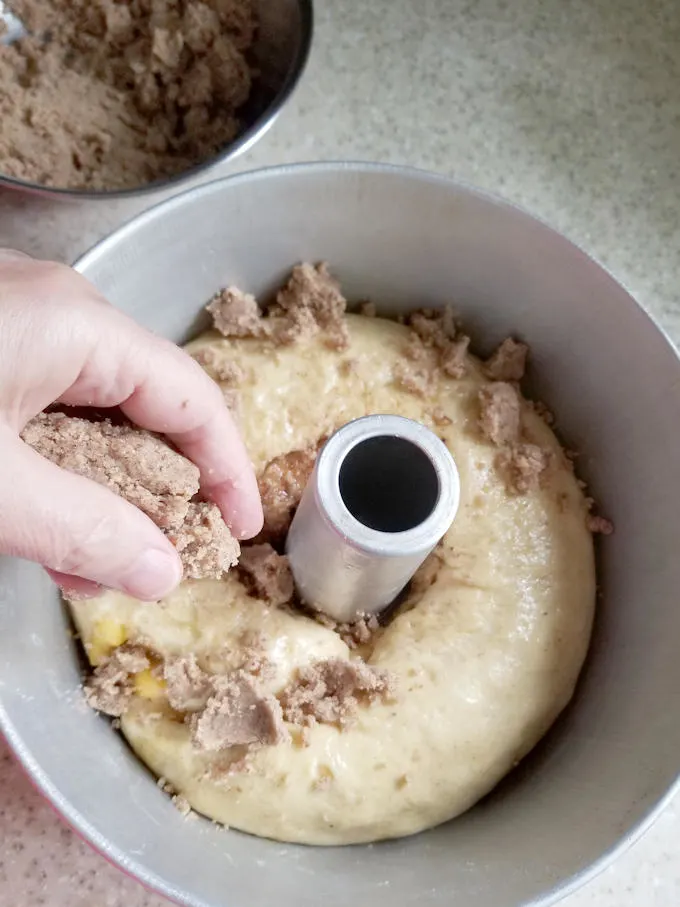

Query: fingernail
<box><xmin>122</xmin><ymin>549</ymin><xmax>182</xmax><ymax>601</ymax></box>
<box><xmin>237</xmin><ymin>515</ymin><xmax>265</xmax><ymax>540</ymax></box>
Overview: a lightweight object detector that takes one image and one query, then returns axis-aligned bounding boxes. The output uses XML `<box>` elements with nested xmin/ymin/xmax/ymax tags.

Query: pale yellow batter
<box><xmin>70</xmin><ymin>314</ymin><xmax>596</xmax><ymax>845</ymax></box>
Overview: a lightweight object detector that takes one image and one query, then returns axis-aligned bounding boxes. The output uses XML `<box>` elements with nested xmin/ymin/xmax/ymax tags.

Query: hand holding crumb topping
<box><xmin>0</xmin><ymin>250</ymin><xmax>262</xmax><ymax>601</ymax></box>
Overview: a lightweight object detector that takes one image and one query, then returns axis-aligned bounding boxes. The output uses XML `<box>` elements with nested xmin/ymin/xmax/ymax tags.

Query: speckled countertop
<box><xmin>1</xmin><ymin>0</ymin><xmax>679</xmax><ymax>904</ymax></box>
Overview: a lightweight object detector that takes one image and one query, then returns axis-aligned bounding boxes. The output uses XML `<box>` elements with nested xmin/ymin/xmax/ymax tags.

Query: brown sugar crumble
<box><xmin>166</xmin><ymin>501</ymin><xmax>240</xmax><ymax>579</ymax></box>
<box><xmin>280</xmin><ymin>657</ymin><xmax>395</xmax><ymax>729</ymax></box>
<box><xmin>484</xmin><ymin>338</ymin><xmax>529</xmax><ymax>382</ymax></box>
<box><xmin>172</xmin><ymin>794</ymin><xmax>193</xmax><ymax>817</ymax></box>
<box><xmin>191</xmin><ymin>671</ymin><xmax>289</xmax><ymax>751</ymax></box>
<box><xmin>393</xmin><ymin>360</ymin><xmax>433</xmax><ymax>398</ymax></box>
<box><xmin>478</xmin><ymin>383</ymin><xmax>521</xmax><ymax>446</ymax></box>
<box><xmin>587</xmin><ymin>514</ymin><xmax>614</xmax><ymax>535</ymax></box>
<box><xmin>530</xmin><ymin>400</ymin><xmax>555</xmax><ymax>426</ymax></box>
<box><xmin>23</xmin><ymin>411</ymin><xmax>239</xmax><ymax>580</ymax></box>
<box><xmin>22</xmin><ymin>411</ymin><xmax>199</xmax><ymax>530</ymax></box>
<box><xmin>474</xmin><ymin>345</ymin><xmax>555</xmax><ymax>496</ymax></box>
<box><xmin>191</xmin><ymin>347</ymin><xmax>245</xmax><ymax>385</ymax></box>
<box><xmin>234</xmin><ymin>631</ymin><xmax>276</xmax><ymax>680</ymax></box>
<box><xmin>256</xmin><ymin>441</ymin><xmax>324</xmax><ymax>543</ymax></box>
<box><xmin>273</xmin><ymin>263</ymin><xmax>350</xmax><ymax>351</ymax></box>
<box><xmin>206</xmin><ymin>288</ymin><xmax>267</xmax><ymax>340</ymax></box>
<box><xmin>163</xmin><ymin>653</ymin><xmax>213</xmax><ymax>712</ymax></box>
<box><xmin>394</xmin><ymin>308</ymin><xmax>471</xmax><ymax>395</ymax></box>
<box><xmin>497</xmin><ymin>443</ymin><xmax>552</xmax><ymax>495</ymax></box>
<box><xmin>408</xmin><ymin>308</ymin><xmax>457</xmax><ymax>348</ymax></box>
<box><xmin>358</xmin><ymin>301</ymin><xmax>377</xmax><ymax>317</ymax></box>
<box><xmin>237</xmin><ymin>543</ymin><xmax>295</xmax><ymax>607</ymax></box>
<box><xmin>440</xmin><ymin>335</ymin><xmax>471</xmax><ymax>379</ymax></box>
<box><xmin>190</xmin><ymin>348</ymin><xmax>244</xmax><ymax>414</ymax></box>
<box><xmin>431</xmin><ymin>407</ymin><xmax>452</xmax><ymax>427</ymax></box>
<box><xmin>0</xmin><ymin>0</ymin><xmax>258</xmax><ymax>190</ymax></box>
<box><xmin>393</xmin><ymin>357</ymin><xmax>433</xmax><ymax>398</ymax></box>
<box><xmin>337</xmin><ymin>614</ymin><xmax>380</xmax><ymax>650</ymax></box>
<box><xmin>207</xmin><ymin>263</ymin><xmax>351</xmax><ymax>351</ymax></box>
<box><xmin>206</xmin><ymin>263</ymin><xmax>351</xmax><ymax>349</ymax></box>
<box><xmin>84</xmin><ymin>644</ymin><xmax>150</xmax><ymax>717</ymax></box>
<box><xmin>86</xmin><ymin>635</ymin><xmax>394</xmax><ymax>760</ymax></box>
<box><xmin>313</xmin><ymin>612</ymin><xmax>381</xmax><ymax>650</ymax></box>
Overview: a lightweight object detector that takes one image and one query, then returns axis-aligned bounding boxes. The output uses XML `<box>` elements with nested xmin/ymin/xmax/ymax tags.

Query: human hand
<box><xmin>0</xmin><ymin>250</ymin><xmax>263</xmax><ymax>601</ymax></box>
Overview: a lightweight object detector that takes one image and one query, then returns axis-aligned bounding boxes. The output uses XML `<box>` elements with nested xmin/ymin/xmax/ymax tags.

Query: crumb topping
<box><xmin>257</xmin><ymin>442</ymin><xmax>323</xmax><ymax>542</ymax></box>
<box><xmin>172</xmin><ymin>795</ymin><xmax>192</xmax><ymax>817</ymax></box>
<box><xmin>359</xmin><ymin>301</ymin><xmax>377</xmax><ymax>317</ymax></box>
<box><xmin>431</xmin><ymin>407</ymin><xmax>452</xmax><ymax>427</ymax></box>
<box><xmin>484</xmin><ymin>338</ymin><xmax>529</xmax><ymax>382</ymax></box>
<box><xmin>191</xmin><ymin>347</ymin><xmax>245</xmax><ymax>385</ymax></box>
<box><xmin>280</xmin><ymin>658</ymin><xmax>395</xmax><ymax>729</ymax></box>
<box><xmin>273</xmin><ymin>263</ymin><xmax>349</xmax><ymax>350</ymax></box>
<box><xmin>167</xmin><ymin>502</ymin><xmax>240</xmax><ymax>579</ymax></box>
<box><xmin>23</xmin><ymin>412</ymin><xmax>239</xmax><ymax>579</ymax></box>
<box><xmin>191</xmin><ymin>671</ymin><xmax>289</xmax><ymax>751</ymax></box>
<box><xmin>394</xmin><ymin>308</ymin><xmax>471</xmax><ymax>394</ymax></box>
<box><xmin>476</xmin><ymin>361</ymin><xmax>554</xmax><ymax>496</ymax></box>
<box><xmin>163</xmin><ymin>654</ymin><xmax>213</xmax><ymax>712</ymax></box>
<box><xmin>393</xmin><ymin>333</ymin><xmax>437</xmax><ymax>396</ymax></box>
<box><xmin>237</xmin><ymin>543</ymin><xmax>295</xmax><ymax>607</ymax></box>
<box><xmin>478</xmin><ymin>383</ymin><xmax>521</xmax><ymax>446</ymax></box>
<box><xmin>337</xmin><ymin>615</ymin><xmax>380</xmax><ymax>650</ymax></box>
<box><xmin>530</xmin><ymin>400</ymin><xmax>555</xmax><ymax>426</ymax></box>
<box><xmin>22</xmin><ymin>412</ymin><xmax>199</xmax><ymax>530</ymax></box>
<box><xmin>497</xmin><ymin>443</ymin><xmax>552</xmax><ymax>495</ymax></box>
<box><xmin>440</xmin><ymin>335</ymin><xmax>471</xmax><ymax>379</ymax></box>
<box><xmin>206</xmin><ymin>263</ymin><xmax>350</xmax><ymax>350</ymax></box>
<box><xmin>206</xmin><ymin>287</ymin><xmax>267</xmax><ymax>339</ymax></box>
<box><xmin>587</xmin><ymin>514</ymin><xmax>614</xmax><ymax>535</ymax></box>
<box><xmin>313</xmin><ymin>612</ymin><xmax>381</xmax><ymax>650</ymax></box>
<box><xmin>408</xmin><ymin>308</ymin><xmax>457</xmax><ymax>348</ymax></box>
<box><xmin>84</xmin><ymin>644</ymin><xmax>150</xmax><ymax>717</ymax></box>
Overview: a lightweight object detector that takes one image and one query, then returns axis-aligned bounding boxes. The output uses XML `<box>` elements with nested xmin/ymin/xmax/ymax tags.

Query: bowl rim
<box><xmin>0</xmin><ymin>0</ymin><xmax>314</xmax><ymax>201</ymax></box>
<box><xmin>3</xmin><ymin>160</ymin><xmax>679</xmax><ymax>907</ymax></box>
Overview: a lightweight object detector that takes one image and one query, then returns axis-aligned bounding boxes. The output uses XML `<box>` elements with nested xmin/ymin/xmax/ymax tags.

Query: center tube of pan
<box><xmin>285</xmin><ymin>415</ymin><xmax>461</xmax><ymax>624</ymax></box>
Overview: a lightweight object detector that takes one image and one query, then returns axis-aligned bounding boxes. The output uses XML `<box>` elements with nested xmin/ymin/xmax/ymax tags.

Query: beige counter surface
<box><xmin>1</xmin><ymin>0</ymin><xmax>679</xmax><ymax>904</ymax></box>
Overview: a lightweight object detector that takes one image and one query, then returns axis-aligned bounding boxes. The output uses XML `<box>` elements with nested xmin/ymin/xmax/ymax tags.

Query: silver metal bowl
<box><xmin>0</xmin><ymin>0</ymin><xmax>312</xmax><ymax>200</ymax></box>
<box><xmin>1</xmin><ymin>162</ymin><xmax>679</xmax><ymax>907</ymax></box>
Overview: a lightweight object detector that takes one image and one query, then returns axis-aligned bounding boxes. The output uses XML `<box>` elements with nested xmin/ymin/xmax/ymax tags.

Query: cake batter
<box><xmin>68</xmin><ymin>265</ymin><xmax>597</xmax><ymax>845</ymax></box>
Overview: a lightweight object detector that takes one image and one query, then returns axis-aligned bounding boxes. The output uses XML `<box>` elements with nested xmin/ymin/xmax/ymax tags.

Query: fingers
<box><xmin>61</xmin><ymin>320</ymin><xmax>263</xmax><ymax>539</ymax></box>
<box><xmin>1</xmin><ymin>430</ymin><xmax>183</xmax><ymax>601</ymax></box>
<box><xmin>0</xmin><ymin>256</ymin><xmax>263</xmax><ymax>540</ymax></box>
<box><xmin>151</xmin><ymin>398</ymin><xmax>263</xmax><ymax>541</ymax></box>
<box><xmin>116</xmin><ymin>335</ymin><xmax>263</xmax><ymax>538</ymax></box>
<box><xmin>51</xmin><ymin>292</ymin><xmax>262</xmax><ymax>539</ymax></box>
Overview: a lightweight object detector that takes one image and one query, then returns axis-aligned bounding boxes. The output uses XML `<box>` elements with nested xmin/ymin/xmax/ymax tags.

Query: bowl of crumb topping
<box><xmin>1</xmin><ymin>162</ymin><xmax>680</xmax><ymax>907</ymax></box>
<box><xmin>0</xmin><ymin>0</ymin><xmax>312</xmax><ymax>197</ymax></box>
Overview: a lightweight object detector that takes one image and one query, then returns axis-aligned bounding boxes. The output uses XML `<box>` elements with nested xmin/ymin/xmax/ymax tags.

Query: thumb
<box><xmin>1</xmin><ymin>430</ymin><xmax>183</xmax><ymax>601</ymax></box>
<box><xmin>0</xmin><ymin>248</ymin><xmax>31</xmax><ymax>262</ymax></box>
